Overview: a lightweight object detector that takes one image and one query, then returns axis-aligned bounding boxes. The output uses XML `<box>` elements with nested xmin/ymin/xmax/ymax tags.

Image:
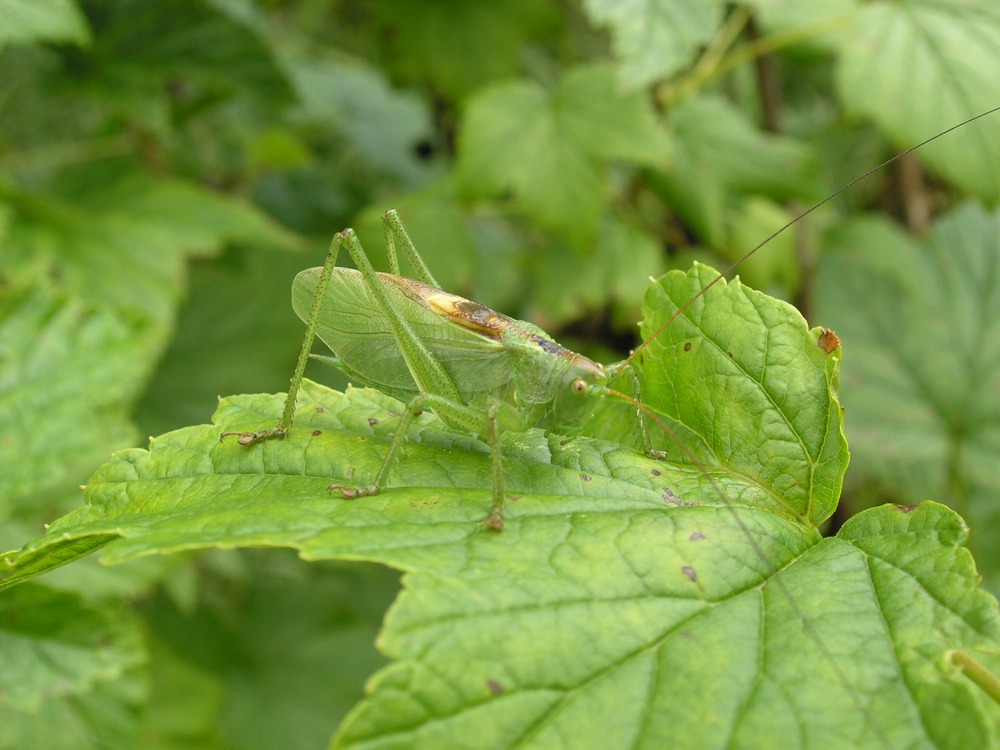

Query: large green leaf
<box><xmin>457</xmin><ymin>63</ymin><xmax>671</xmax><ymax>245</ymax></box>
<box><xmin>0</xmin><ymin>0</ymin><xmax>90</xmax><ymax>49</ymax></box>
<box><xmin>835</xmin><ymin>0</ymin><xmax>1000</xmax><ymax>203</ymax></box>
<box><xmin>814</xmin><ymin>203</ymin><xmax>1000</xmax><ymax>591</ymax></box>
<box><xmin>583</xmin><ymin>0</ymin><xmax>726</xmax><ymax>89</ymax></box>
<box><xmin>0</xmin><ymin>584</ymin><xmax>144</xmax><ymax>750</ymax></box>
<box><xmin>4</xmin><ymin>267</ymin><xmax>999</xmax><ymax>748</ymax></box>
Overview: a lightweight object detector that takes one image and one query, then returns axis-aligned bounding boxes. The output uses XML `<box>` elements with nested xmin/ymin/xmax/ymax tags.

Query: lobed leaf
<box><xmin>3</xmin><ymin>261</ymin><xmax>999</xmax><ymax>746</ymax></box>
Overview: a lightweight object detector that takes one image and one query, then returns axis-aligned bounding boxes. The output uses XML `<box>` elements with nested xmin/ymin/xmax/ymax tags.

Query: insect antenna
<box><xmin>613</xmin><ymin>105</ymin><xmax>1000</xmax><ymax>378</ymax></box>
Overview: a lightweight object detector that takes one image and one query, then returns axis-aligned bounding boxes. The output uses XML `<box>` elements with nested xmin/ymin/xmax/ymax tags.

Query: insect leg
<box><xmin>329</xmin><ymin>393</ymin><xmax>425</xmax><ymax>498</ymax></box>
<box><xmin>485</xmin><ymin>398</ymin><xmax>505</xmax><ymax>530</ymax></box>
<box><xmin>383</xmin><ymin>210</ymin><xmax>440</xmax><ymax>287</ymax></box>
<box><xmin>221</xmin><ymin>232</ymin><xmax>345</xmax><ymax>445</ymax></box>
<box><xmin>331</xmin><ymin>391</ymin><xmax>506</xmax><ymax>530</ymax></box>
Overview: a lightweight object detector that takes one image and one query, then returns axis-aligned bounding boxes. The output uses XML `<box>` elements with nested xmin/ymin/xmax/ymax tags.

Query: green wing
<box><xmin>292</xmin><ymin>268</ymin><xmax>512</xmax><ymax>402</ymax></box>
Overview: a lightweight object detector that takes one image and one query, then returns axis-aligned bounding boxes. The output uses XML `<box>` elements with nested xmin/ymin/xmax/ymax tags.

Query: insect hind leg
<box><xmin>330</xmin><ymin>391</ymin><xmax>507</xmax><ymax>531</ymax></box>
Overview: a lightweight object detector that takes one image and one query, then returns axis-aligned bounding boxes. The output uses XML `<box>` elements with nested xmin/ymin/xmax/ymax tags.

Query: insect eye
<box><xmin>571</xmin><ymin>379</ymin><xmax>589</xmax><ymax>397</ymax></box>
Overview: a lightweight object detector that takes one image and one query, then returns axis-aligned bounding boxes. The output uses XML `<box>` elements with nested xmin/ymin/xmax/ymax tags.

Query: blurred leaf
<box><xmin>814</xmin><ymin>203</ymin><xmax>1000</xmax><ymax>590</ymax></box>
<box><xmin>654</xmin><ymin>94</ymin><xmax>823</xmax><ymax>249</ymax></box>
<box><xmin>371</xmin><ymin>0</ymin><xmax>561</xmax><ymax>98</ymax></box>
<box><xmin>726</xmin><ymin>195</ymin><xmax>800</xmax><ymax>294</ymax></box>
<box><xmin>0</xmin><ymin>287</ymin><xmax>150</xmax><ymax>508</ymax></box>
<box><xmin>5</xmin><ymin>267</ymin><xmax>1000</xmax><ymax>747</ymax></box>
<box><xmin>75</xmin><ymin>0</ymin><xmax>294</xmax><ymax>110</ymax></box>
<box><xmin>458</xmin><ymin>63</ymin><xmax>671</xmax><ymax>244</ymax></box>
<box><xmin>140</xmin><ymin>636</ymin><xmax>225</xmax><ymax>750</ymax></box>
<box><xmin>531</xmin><ymin>213</ymin><xmax>664</xmax><ymax>326</ymax></box>
<box><xmin>584</xmin><ymin>0</ymin><xmax>726</xmax><ymax>88</ymax></box>
<box><xmin>0</xmin><ymin>0</ymin><xmax>91</xmax><ymax>49</ymax></box>
<box><xmin>215</xmin><ymin>559</ymin><xmax>394</xmax><ymax>750</ymax></box>
<box><xmin>3</xmin><ymin>170</ymin><xmax>298</xmax><ymax>328</ymax></box>
<box><xmin>0</xmin><ymin>584</ymin><xmax>144</xmax><ymax>750</ymax></box>
<box><xmin>134</xmin><ymin>243</ymin><xmax>312</xmax><ymax>438</ymax></box>
<box><xmin>835</xmin><ymin>0</ymin><xmax>1000</xmax><ymax>203</ymax></box>
<box><xmin>287</xmin><ymin>57</ymin><xmax>434</xmax><ymax>187</ymax></box>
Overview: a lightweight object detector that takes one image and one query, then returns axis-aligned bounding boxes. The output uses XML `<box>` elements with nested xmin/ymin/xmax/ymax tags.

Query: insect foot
<box><xmin>328</xmin><ymin>483</ymin><xmax>380</xmax><ymax>499</ymax></box>
<box><xmin>485</xmin><ymin>505</ymin><xmax>505</xmax><ymax>532</ymax></box>
<box><xmin>219</xmin><ymin>426</ymin><xmax>288</xmax><ymax>445</ymax></box>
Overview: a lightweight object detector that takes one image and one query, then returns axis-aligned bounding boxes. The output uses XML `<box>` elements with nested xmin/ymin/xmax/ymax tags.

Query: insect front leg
<box><xmin>220</xmin><ymin>232</ymin><xmax>346</xmax><ymax>445</ymax></box>
<box><xmin>610</xmin><ymin>362</ymin><xmax>668</xmax><ymax>460</ymax></box>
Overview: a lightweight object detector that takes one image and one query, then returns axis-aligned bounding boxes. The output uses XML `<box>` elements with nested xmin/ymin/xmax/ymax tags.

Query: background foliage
<box><xmin>3</xmin><ymin>1</ymin><xmax>1000</xmax><ymax>748</ymax></box>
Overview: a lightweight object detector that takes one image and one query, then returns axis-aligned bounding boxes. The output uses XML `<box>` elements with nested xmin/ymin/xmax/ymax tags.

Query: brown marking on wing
<box><xmin>382</xmin><ymin>275</ymin><xmax>514</xmax><ymax>339</ymax></box>
<box><xmin>382</xmin><ymin>273</ymin><xmax>605</xmax><ymax>377</ymax></box>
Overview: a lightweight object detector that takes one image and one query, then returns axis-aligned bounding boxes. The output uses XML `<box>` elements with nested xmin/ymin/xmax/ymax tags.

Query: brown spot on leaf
<box><xmin>689</xmin><ymin>531</ymin><xmax>705</xmax><ymax>542</ymax></box>
<box><xmin>312</xmin><ymin>430</ymin><xmax>322</xmax><ymax>436</ymax></box>
<box><xmin>684</xmin><ymin>341</ymin><xmax>692</xmax><ymax>352</ymax></box>
<box><xmin>368</xmin><ymin>417</ymin><xmax>379</xmax><ymax>426</ymax></box>
<box><xmin>651</xmin><ymin>468</ymin><xmax>662</xmax><ymax>477</ymax></box>
<box><xmin>662</xmin><ymin>487</ymin><xmax>689</xmax><ymax>506</ymax></box>
<box><xmin>896</xmin><ymin>503</ymin><xmax>919</xmax><ymax>513</ymax></box>
<box><xmin>581</xmin><ymin>474</ymin><xmax>592</xmax><ymax>482</ymax></box>
<box><xmin>681</xmin><ymin>566</ymin><xmax>697</xmax><ymax>582</ymax></box>
<box><xmin>487</xmin><ymin>679</ymin><xmax>503</xmax><ymax>695</ymax></box>
<box><xmin>818</xmin><ymin>327</ymin><xmax>841</xmax><ymax>353</ymax></box>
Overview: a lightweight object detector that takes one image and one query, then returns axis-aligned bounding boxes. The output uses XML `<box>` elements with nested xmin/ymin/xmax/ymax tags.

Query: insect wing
<box><xmin>292</xmin><ymin>268</ymin><xmax>512</xmax><ymax>401</ymax></box>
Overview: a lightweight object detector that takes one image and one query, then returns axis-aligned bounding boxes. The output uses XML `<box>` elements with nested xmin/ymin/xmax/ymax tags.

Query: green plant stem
<box><xmin>662</xmin><ymin>10</ymin><xmax>857</xmax><ymax>105</ymax></box>
<box><xmin>952</xmin><ymin>650</ymin><xmax>1000</xmax><ymax>705</ymax></box>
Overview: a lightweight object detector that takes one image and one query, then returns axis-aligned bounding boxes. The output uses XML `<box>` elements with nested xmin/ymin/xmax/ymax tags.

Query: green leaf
<box><xmin>78</xmin><ymin>0</ymin><xmax>294</xmax><ymax>107</ymax></box>
<box><xmin>814</xmin><ymin>203</ymin><xmax>1000</xmax><ymax>589</ymax></box>
<box><xmin>4</xmin><ymin>267</ymin><xmax>999</xmax><ymax>747</ymax></box>
<box><xmin>336</xmin><ymin>502</ymin><xmax>997</xmax><ymax>750</ymax></box>
<box><xmin>3</xmin><ymin>171</ymin><xmax>298</xmax><ymax>328</ymax></box>
<box><xmin>531</xmin><ymin>213</ymin><xmax>664</xmax><ymax>324</ymax></box>
<box><xmin>457</xmin><ymin>63</ymin><xmax>671</xmax><ymax>244</ymax></box>
<box><xmin>134</xmin><ymin>243</ymin><xmax>312</xmax><ymax>438</ymax></box>
<box><xmin>835</xmin><ymin>0</ymin><xmax>1000</xmax><ymax>203</ymax></box>
<box><xmin>370</xmin><ymin>0</ymin><xmax>561</xmax><ymax>99</ymax></box>
<box><xmin>584</xmin><ymin>0</ymin><xmax>726</xmax><ymax>88</ymax></box>
<box><xmin>0</xmin><ymin>0</ymin><xmax>91</xmax><ymax>49</ymax></box>
<box><xmin>653</xmin><ymin>95</ymin><xmax>823</xmax><ymax>250</ymax></box>
<box><xmin>0</xmin><ymin>287</ymin><xmax>149</xmax><ymax>508</ymax></box>
<box><xmin>0</xmin><ymin>584</ymin><xmax>144</xmax><ymax>750</ymax></box>
<box><xmin>637</xmin><ymin>264</ymin><xmax>848</xmax><ymax>526</ymax></box>
<box><xmin>288</xmin><ymin>58</ymin><xmax>433</xmax><ymax>187</ymax></box>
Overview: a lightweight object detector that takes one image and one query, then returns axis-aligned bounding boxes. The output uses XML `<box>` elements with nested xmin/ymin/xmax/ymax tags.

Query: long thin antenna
<box><xmin>617</xmin><ymin>106</ymin><xmax>1000</xmax><ymax>373</ymax></box>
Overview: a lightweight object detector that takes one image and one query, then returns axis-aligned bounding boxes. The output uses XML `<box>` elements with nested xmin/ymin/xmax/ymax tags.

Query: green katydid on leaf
<box><xmin>203</xmin><ymin>205</ymin><xmax>995</xmax><ymax>746</ymax></box>
<box><xmin>6</xmin><ymin>117</ymin><xmax>1000</xmax><ymax>747</ymax></box>
<box><xmin>222</xmin><ymin>210</ymin><xmax>654</xmax><ymax>530</ymax></box>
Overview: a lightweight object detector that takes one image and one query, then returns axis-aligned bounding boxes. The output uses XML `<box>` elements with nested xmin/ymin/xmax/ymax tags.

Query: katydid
<box><xmin>218</xmin><ymin>111</ymin><xmax>1000</xmax><ymax>746</ymax></box>
<box><xmin>222</xmin><ymin>109</ymin><xmax>1000</xmax><ymax>532</ymax></box>
<box><xmin>221</xmin><ymin>108</ymin><xmax>1000</xmax><ymax>531</ymax></box>
<box><xmin>222</xmin><ymin>210</ymin><xmax>646</xmax><ymax>529</ymax></box>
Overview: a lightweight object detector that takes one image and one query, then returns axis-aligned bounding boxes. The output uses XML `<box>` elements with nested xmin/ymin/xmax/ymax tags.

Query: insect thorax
<box><xmin>499</xmin><ymin>324</ymin><xmax>606</xmax><ymax>432</ymax></box>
